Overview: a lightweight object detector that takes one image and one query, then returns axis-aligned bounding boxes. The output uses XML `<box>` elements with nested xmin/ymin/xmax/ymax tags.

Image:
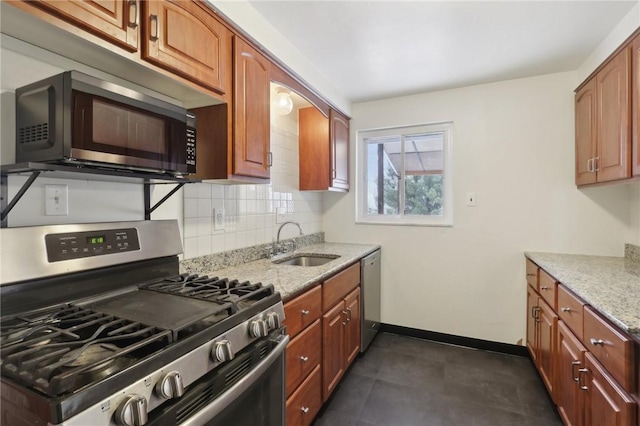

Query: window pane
<box><xmin>365</xmin><ymin>139</ymin><xmax>400</xmax><ymax>215</ymax></box>
<box><xmin>404</xmin><ymin>132</ymin><xmax>444</xmax><ymax>174</ymax></box>
<box><xmin>404</xmin><ymin>175</ymin><xmax>443</xmax><ymax>216</ymax></box>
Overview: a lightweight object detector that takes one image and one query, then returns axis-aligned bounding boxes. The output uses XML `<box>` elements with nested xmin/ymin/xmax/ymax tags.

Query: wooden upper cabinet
<box><xmin>233</xmin><ymin>37</ymin><xmax>271</xmax><ymax>179</ymax></box>
<box><xmin>33</xmin><ymin>0</ymin><xmax>139</xmax><ymax>51</ymax></box>
<box><xmin>330</xmin><ymin>110</ymin><xmax>350</xmax><ymax>191</ymax></box>
<box><xmin>632</xmin><ymin>33</ymin><xmax>640</xmax><ymax>177</ymax></box>
<box><xmin>299</xmin><ymin>107</ymin><xmax>350</xmax><ymax>192</ymax></box>
<box><xmin>142</xmin><ymin>0</ymin><xmax>229</xmax><ymax>94</ymax></box>
<box><xmin>595</xmin><ymin>47</ymin><xmax>631</xmax><ymax>182</ymax></box>
<box><xmin>575</xmin><ymin>79</ymin><xmax>597</xmax><ymax>186</ymax></box>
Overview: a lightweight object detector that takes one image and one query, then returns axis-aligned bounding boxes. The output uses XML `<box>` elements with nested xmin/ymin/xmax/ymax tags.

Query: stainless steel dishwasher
<box><xmin>361</xmin><ymin>249</ymin><xmax>381</xmax><ymax>352</ymax></box>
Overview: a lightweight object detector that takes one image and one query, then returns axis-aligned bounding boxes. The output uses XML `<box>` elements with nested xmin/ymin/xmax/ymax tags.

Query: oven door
<box><xmin>148</xmin><ymin>330</ymin><xmax>289</xmax><ymax>426</ymax></box>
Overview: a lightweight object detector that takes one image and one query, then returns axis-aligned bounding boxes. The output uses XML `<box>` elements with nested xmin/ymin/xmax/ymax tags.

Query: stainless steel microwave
<box><xmin>15</xmin><ymin>71</ymin><xmax>196</xmax><ymax>175</ymax></box>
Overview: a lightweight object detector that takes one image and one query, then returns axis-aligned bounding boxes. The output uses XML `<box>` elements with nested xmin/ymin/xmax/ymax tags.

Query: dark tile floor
<box><xmin>312</xmin><ymin>332</ymin><xmax>563</xmax><ymax>426</ymax></box>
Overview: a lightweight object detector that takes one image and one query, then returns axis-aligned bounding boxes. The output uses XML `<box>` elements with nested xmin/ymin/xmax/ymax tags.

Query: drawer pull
<box><xmin>342</xmin><ymin>310</ymin><xmax>348</xmax><ymax>326</ymax></box>
<box><xmin>526</xmin><ymin>273</ymin><xmax>536</xmax><ymax>277</ymax></box>
<box><xmin>578</xmin><ymin>368</ymin><xmax>588</xmax><ymax>390</ymax></box>
<box><xmin>531</xmin><ymin>306</ymin><xmax>540</xmax><ymax>322</ymax></box>
<box><xmin>346</xmin><ymin>307</ymin><xmax>352</xmax><ymax>322</ymax></box>
<box><xmin>128</xmin><ymin>0</ymin><xmax>138</xmax><ymax>28</ymax></box>
<box><xmin>590</xmin><ymin>338</ymin><xmax>605</xmax><ymax>346</ymax></box>
<box><xmin>301</xmin><ymin>406</ymin><xmax>310</xmax><ymax>414</ymax></box>
<box><xmin>301</xmin><ymin>309</ymin><xmax>310</xmax><ymax>316</ymax></box>
<box><xmin>300</xmin><ymin>356</ymin><xmax>309</xmax><ymax>363</ymax></box>
<box><xmin>560</xmin><ymin>307</ymin><xmax>571</xmax><ymax>313</ymax></box>
<box><xmin>571</xmin><ymin>361</ymin><xmax>581</xmax><ymax>382</ymax></box>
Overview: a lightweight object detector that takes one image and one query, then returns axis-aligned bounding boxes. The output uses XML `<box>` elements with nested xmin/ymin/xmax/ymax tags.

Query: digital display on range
<box><xmin>87</xmin><ymin>236</ymin><xmax>106</xmax><ymax>245</ymax></box>
<box><xmin>45</xmin><ymin>228</ymin><xmax>140</xmax><ymax>262</ymax></box>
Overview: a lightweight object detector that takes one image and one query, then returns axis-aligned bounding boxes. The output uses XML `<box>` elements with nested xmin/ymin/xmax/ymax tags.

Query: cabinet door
<box><xmin>538</xmin><ymin>298</ymin><xmax>557</xmax><ymax>399</ymax></box>
<box><xmin>322</xmin><ymin>301</ymin><xmax>346</xmax><ymax>402</ymax></box>
<box><xmin>233</xmin><ymin>37</ymin><xmax>271</xmax><ymax>179</ymax></box>
<box><xmin>526</xmin><ymin>285</ymin><xmax>539</xmax><ymax>364</ymax></box>
<box><xmin>329</xmin><ymin>110</ymin><xmax>350</xmax><ymax>191</ymax></box>
<box><xmin>35</xmin><ymin>0</ymin><xmax>139</xmax><ymax>51</ymax></box>
<box><xmin>632</xmin><ymin>34</ymin><xmax>640</xmax><ymax>177</ymax></box>
<box><xmin>584</xmin><ymin>353</ymin><xmax>636</xmax><ymax>426</ymax></box>
<box><xmin>143</xmin><ymin>0</ymin><xmax>229</xmax><ymax>93</ymax></box>
<box><xmin>344</xmin><ymin>287</ymin><xmax>361</xmax><ymax>366</ymax></box>
<box><xmin>299</xmin><ymin>107</ymin><xmax>330</xmax><ymax>191</ymax></box>
<box><xmin>575</xmin><ymin>79</ymin><xmax>597</xmax><ymax>185</ymax></box>
<box><xmin>596</xmin><ymin>47</ymin><xmax>631</xmax><ymax>182</ymax></box>
<box><xmin>557</xmin><ymin>321</ymin><xmax>586</xmax><ymax>426</ymax></box>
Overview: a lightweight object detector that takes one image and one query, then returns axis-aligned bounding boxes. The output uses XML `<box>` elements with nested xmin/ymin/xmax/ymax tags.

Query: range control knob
<box><xmin>212</xmin><ymin>339</ymin><xmax>234</xmax><ymax>362</ymax></box>
<box><xmin>249</xmin><ymin>319</ymin><xmax>269</xmax><ymax>338</ymax></box>
<box><xmin>155</xmin><ymin>371</ymin><xmax>184</xmax><ymax>399</ymax></box>
<box><xmin>114</xmin><ymin>395</ymin><xmax>148</xmax><ymax>426</ymax></box>
<box><xmin>266</xmin><ymin>312</ymin><xmax>281</xmax><ymax>330</ymax></box>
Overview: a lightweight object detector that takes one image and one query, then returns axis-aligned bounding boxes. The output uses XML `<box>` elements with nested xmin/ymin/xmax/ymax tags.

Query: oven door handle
<box><xmin>180</xmin><ymin>334</ymin><xmax>289</xmax><ymax>426</ymax></box>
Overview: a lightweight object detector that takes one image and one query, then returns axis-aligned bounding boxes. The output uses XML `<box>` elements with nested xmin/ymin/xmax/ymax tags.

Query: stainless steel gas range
<box><xmin>0</xmin><ymin>220</ymin><xmax>288</xmax><ymax>426</ymax></box>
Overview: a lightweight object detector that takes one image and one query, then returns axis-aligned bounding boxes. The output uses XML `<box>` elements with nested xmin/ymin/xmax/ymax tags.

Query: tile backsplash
<box><xmin>183</xmin><ymin>94</ymin><xmax>323</xmax><ymax>259</ymax></box>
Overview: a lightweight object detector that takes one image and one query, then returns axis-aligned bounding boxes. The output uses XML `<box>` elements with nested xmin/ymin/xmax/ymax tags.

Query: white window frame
<box><xmin>356</xmin><ymin>121</ymin><xmax>453</xmax><ymax>227</ymax></box>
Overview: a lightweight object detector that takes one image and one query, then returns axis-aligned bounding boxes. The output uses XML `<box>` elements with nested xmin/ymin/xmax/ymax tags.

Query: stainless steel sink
<box><xmin>273</xmin><ymin>254</ymin><xmax>339</xmax><ymax>267</ymax></box>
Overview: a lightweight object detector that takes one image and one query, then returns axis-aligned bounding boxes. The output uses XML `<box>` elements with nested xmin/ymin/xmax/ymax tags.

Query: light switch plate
<box><xmin>276</xmin><ymin>207</ymin><xmax>287</xmax><ymax>223</ymax></box>
<box><xmin>213</xmin><ymin>208</ymin><xmax>225</xmax><ymax>230</ymax></box>
<box><xmin>466</xmin><ymin>192</ymin><xmax>476</xmax><ymax>207</ymax></box>
<box><xmin>45</xmin><ymin>184</ymin><xmax>68</xmax><ymax>215</ymax></box>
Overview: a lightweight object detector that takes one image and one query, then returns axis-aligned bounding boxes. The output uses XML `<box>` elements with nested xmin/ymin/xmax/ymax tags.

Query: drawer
<box><xmin>286</xmin><ymin>319</ymin><xmax>321</xmax><ymax>398</ymax></box>
<box><xmin>286</xmin><ymin>364</ymin><xmax>322</xmax><ymax>426</ymax></box>
<box><xmin>583</xmin><ymin>306</ymin><xmax>636</xmax><ymax>393</ymax></box>
<box><xmin>538</xmin><ymin>269</ymin><xmax>557</xmax><ymax>310</ymax></box>
<box><xmin>557</xmin><ymin>285</ymin><xmax>585</xmax><ymax>340</ymax></box>
<box><xmin>322</xmin><ymin>263</ymin><xmax>360</xmax><ymax>311</ymax></box>
<box><xmin>284</xmin><ymin>285</ymin><xmax>321</xmax><ymax>339</ymax></box>
<box><xmin>526</xmin><ymin>259</ymin><xmax>539</xmax><ymax>290</ymax></box>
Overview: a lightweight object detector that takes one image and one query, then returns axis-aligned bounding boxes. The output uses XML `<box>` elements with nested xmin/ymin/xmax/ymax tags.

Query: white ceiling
<box><xmin>248</xmin><ymin>1</ymin><xmax>637</xmax><ymax>103</ymax></box>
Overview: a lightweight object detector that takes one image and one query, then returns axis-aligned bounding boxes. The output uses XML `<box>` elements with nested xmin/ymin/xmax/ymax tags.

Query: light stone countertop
<box><xmin>525</xmin><ymin>252</ymin><xmax>640</xmax><ymax>338</ymax></box>
<box><xmin>190</xmin><ymin>242</ymin><xmax>380</xmax><ymax>301</ymax></box>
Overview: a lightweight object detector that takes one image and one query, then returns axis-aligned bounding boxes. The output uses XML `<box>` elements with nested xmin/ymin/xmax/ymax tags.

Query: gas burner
<box><xmin>142</xmin><ymin>274</ymin><xmax>275</xmax><ymax>314</ymax></box>
<box><xmin>1</xmin><ymin>306</ymin><xmax>172</xmax><ymax>396</ymax></box>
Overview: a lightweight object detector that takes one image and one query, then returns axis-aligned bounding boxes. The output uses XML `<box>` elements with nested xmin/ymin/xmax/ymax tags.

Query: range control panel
<box><xmin>45</xmin><ymin>228</ymin><xmax>140</xmax><ymax>262</ymax></box>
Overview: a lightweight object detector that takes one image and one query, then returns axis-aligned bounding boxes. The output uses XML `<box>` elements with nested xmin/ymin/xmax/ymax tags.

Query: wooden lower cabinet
<box><xmin>322</xmin><ymin>299</ymin><xmax>346</xmax><ymax>401</ymax></box>
<box><xmin>285</xmin><ymin>263</ymin><xmax>362</xmax><ymax>425</ymax></box>
<box><xmin>584</xmin><ymin>353</ymin><xmax>636</xmax><ymax>426</ymax></box>
<box><xmin>526</xmin><ymin>283</ymin><xmax>557</xmax><ymax>398</ymax></box>
<box><xmin>557</xmin><ymin>321</ymin><xmax>587</xmax><ymax>426</ymax></box>
<box><xmin>538</xmin><ymin>298</ymin><xmax>558</xmax><ymax>398</ymax></box>
<box><xmin>525</xmin><ymin>257</ymin><xmax>637</xmax><ymax>426</ymax></box>
<box><xmin>286</xmin><ymin>365</ymin><xmax>322</xmax><ymax>426</ymax></box>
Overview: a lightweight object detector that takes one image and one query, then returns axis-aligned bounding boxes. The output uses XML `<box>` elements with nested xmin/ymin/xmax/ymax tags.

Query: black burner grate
<box><xmin>142</xmin><ymin>273</ymin><xmax>275</xmax><ymax>312</ymax></box>
<box><xmin>0</xmin><ymin>305</ymin><xmax>171</xmax><ymax>396</ymax></box>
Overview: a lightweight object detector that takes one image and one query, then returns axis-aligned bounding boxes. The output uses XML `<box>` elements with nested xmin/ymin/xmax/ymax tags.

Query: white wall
<box><xmin>322</xmin><ymin>71</ymin><xmax>636</xmax><ymax>345</ymax></box>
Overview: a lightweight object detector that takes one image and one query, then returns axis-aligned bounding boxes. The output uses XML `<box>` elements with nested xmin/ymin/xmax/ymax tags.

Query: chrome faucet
<box><xmin>273</xmin><ymin>221</ymin><xmax>303</xmax><ymax>255</ymax></box>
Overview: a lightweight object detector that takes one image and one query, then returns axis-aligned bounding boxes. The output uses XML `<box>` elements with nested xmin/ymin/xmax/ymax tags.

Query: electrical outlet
<box><xmin>466</xmin><ymin>192</ymin><xmax>476</xmax><ymax>207</ymax></box>
<box><xmin>213</xmin><ymin>208</ymin><xmax>225</xmax><ymax>230</ymax></box>
<box><xmin>45</xmin><ymin>184</ymin><xmax>68</xmax><ymax>215</ymax></box>
<box><xmin>276</xmin><ymin>207</ymin><xmax>287</xmax><ymax>224</ymax></box>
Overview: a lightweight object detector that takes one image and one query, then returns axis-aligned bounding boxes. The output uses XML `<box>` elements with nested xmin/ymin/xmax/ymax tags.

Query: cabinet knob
<box><xmin>300</xmin><ymin>356</ymin><xmax>309</xmax><ymax>363</ymax></box>
<box><xmin>301</xmin><ymin>309</ymin><xmax>310</xmax><ymax>316</ymax></box>
<box><xmin>301</xmin><ymin>406</ymin><xmax>310</xmax><ymax>414</ymax></box>
<box><xmin>590</xmin><ymin>338</ymin><xmax>605</xmax><ymax>346</ymax></box>
<box><xmin>540</xmin><ymin>286</ymin><xmax>549</xmax><ymax>290</ymax></box>
<box><xmin>560</xmin><ymin>307</ymin><xmax>571</xmax><ymax>313</ymax></box>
